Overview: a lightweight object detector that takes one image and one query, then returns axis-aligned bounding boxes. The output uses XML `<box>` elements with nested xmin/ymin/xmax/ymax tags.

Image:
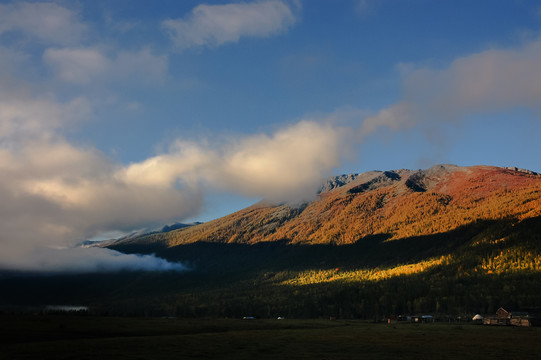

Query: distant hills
<box><xmin>90</xmin><ymin>222</ymin><xmax>203</xmax><ymax>247</ymax></box>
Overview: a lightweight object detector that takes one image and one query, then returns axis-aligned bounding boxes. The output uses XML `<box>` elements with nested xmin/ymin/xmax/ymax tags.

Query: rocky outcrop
<box><xmin>505</xmin><ymin>167</ymin><xmax>539</xmax><ymax>176</ymax></box>
<box><xmin>319</xmin><ymin>173</ymin><xmax>362</xmax><ymax>193</ymax></box>
<box><xmin>347</xmin><ymin>171</ymin><xmax>401</xmax><ymax>194</ymax></box>
<box><xmin>404</xmin><ymin>164</ymin><xmax>460</xmax><ymax>192</ymax></box>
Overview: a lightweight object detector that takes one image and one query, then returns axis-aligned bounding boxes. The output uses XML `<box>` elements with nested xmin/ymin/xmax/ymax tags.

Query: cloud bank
<box><xmin>1</xmin><ymin>247</ymin><xmax>187</xmax><ymax>274</ymax></box>
<box><xmin>0</xmin><ymin>98</ymin><xmax>201</xmax><ymax>273</ymax></box>
<box><xmin>119</xmin><ymin>120</ymin><xmax>347</xmax><ymax>203</ymax></box>
<box><xmin>0</xmin><ymin>95</ymin><xmax>345</xmax><ymax>273</ymax></box>
<box><xmin>162</xmin><ymin>0</ymin><xmax>298</xmax><ymax>50</ymax></box>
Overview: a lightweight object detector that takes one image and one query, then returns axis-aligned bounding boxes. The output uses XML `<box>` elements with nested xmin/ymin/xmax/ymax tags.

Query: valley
<box><xmin>2</xmin><ymin>315</ymin><xmax>541</xmax><ymax>359</ymax></box>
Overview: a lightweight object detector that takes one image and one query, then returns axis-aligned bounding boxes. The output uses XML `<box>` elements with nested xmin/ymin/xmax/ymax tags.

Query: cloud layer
<box><xmin>361</xmin><ymin>38</ymin><xmax>541</xmax><ymax>136</ymax></box>
<box><xmin>0</xmin><ymin>97</ymin><xmax>345</xmax><ymax>273</ymax></box>
<box><xmin>162</xmin><ymin>0</ymin><xmax>297</xmax><ymax>50</ymax></box>
<box><xmin>0</xmin><ymin>100</ymin><xmax>202</xmax><ymax>272</ymax></box>
<box><xmin>1</xmin><ymin>247</ymin><xmax>187</xmax><ymax>274</ymax></box>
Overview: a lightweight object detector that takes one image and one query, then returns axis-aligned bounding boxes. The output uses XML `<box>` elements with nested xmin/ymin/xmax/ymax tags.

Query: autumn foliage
<box><xmin>99</xmin><ymin>165</ymin><xmax>541</xmax><ymax>318</ymax></box>
<box><xmin>132</xmin><ymin>165</ymin><xmax>541</xmax><ymax>247</ymax></box>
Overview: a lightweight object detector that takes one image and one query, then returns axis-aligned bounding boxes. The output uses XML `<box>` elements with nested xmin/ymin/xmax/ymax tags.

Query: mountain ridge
<box><xmin>107</xmin><ymin>164</ymin><xmax>541</xmax><ymax>250</ymax></box>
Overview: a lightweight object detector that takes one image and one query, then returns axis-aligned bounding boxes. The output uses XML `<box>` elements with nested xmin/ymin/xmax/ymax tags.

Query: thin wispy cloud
<box><xmin>0</xmin><ymin>2</ymin><xmax>87</xmax><ymax>45</ymax></box>
<box><xmin>361</xmin><ymin>37</ymin><xmax>541</xmax><ymax>136</ymax></box>
<box><xmin>355</xmin><ymin>0</ymin><xmax>377</xmax><ymax>17</ymax></box>
<box><xmin>43</xmin><ymin>47</ymin><xmax>168</xmax><ymax>85</ymax></box>
<box><xmin>0</xmin><ymin>97</ymin><xmax>90</xmax><ymax>139</ymax></box>
<box><xmin>43</xmin><ymin>48</ymin><xmax>109</xmax><ymax>84</ymax></box>
<box><xmin>1</xmin><ymin>247</ymin><xmax>187</xmax><ymax>274</ymax></box>
<box><xmin>162</xmin><ymin>0</ymin><xmax>298</xmax><ymax>50</ymax></box>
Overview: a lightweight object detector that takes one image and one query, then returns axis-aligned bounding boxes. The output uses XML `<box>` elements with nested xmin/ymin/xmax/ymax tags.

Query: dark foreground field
<box><xmin>1</xmin><ymin>315</ymin><xmax>541</xmax><ymax>359</ymax></box>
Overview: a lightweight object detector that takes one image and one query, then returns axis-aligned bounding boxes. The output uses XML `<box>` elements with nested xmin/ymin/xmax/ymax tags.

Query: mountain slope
<box><xmin>109</xmin><ymin>164</ymin><xmax>541</xmax><ymax>249</ymax></box>
<box><xmin>3</xmin><ymin>164</ymin><xmax>541</xmax><ymax>318</ymax></box>
<box><xmin>94</xmin><ymin>164</ymin><xmax>541</xmax><ymax>317</ymax></box>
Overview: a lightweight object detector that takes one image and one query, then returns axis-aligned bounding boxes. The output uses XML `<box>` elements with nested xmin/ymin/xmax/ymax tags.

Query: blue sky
<box><xmin>1</xmin><ymin>0</ymin><xmax>541</xmax><ymax>271</ymax></box>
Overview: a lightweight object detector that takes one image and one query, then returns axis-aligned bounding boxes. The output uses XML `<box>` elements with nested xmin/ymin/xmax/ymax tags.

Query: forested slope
<box><xmin>87</xmin><ymin>165</ymin><xmax>541</xmax><ymax>318</ymax></box>
<box><xmin>110</xmin><ymin>164</ymin><xmax>541</xmax><ymax>249</ymax></box>
<box><xmin>4</xmin><ymin>164</ymin><xmax>540</xmax><ymax>318</ymax></box>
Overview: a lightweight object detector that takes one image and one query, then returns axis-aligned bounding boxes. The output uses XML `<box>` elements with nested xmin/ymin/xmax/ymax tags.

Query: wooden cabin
<box><xmin>483</xmin><ymin>307</ymin><xmax>540</xmax><ymax>327</ymax></box>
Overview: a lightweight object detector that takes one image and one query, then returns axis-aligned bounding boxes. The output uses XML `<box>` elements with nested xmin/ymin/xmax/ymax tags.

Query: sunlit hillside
<box><xmin>112</xmin><ymin>164</ymin><xmax>541</xmax><ymax>248</ymax></box>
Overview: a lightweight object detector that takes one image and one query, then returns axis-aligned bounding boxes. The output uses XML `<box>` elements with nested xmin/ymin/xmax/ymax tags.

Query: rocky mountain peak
<box><xmin>319</xmin><ymin>173</ymin><xmax>362</xmax><ymax>193</ymax></box>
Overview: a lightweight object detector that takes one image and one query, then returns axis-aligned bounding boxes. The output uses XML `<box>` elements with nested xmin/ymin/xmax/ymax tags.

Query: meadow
<box><xmin>1</xmin><ymin>315</ymin><xmax>541</xmax><ymax>359</ymax></box>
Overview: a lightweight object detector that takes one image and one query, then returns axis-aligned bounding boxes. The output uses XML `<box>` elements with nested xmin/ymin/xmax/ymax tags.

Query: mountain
<box><xmin>3</xmin><ymin>164</ymin><xmax>541</xmax><ymax>319</ymax></box>
<box><xmin>108</xmin><ymin>164</ymin><xmax>541</xmax><ymax>250</ymax></box>
<box><xmin>88</xmin><ymin>222</ymin><xmax>203</xmax><ymax>247</ymax></box>
<box><xmin>96</xmin><ymin>164</ymin><xmax>541</xmax><ymax>318</ymax></box>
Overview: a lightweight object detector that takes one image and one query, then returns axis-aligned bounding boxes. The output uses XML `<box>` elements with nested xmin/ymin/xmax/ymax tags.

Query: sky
<box><xmin>1</xmin><ymin>0</ymin><xmax>541</xmax><ymax>272</ymax></box>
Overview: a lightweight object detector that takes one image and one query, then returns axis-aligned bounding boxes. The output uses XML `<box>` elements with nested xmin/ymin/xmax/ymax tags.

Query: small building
<box><xmin>496</xmin><ymin>307</ymin><xmax>510</xmax><ymax>319</ymax></box>
<box><xmin>483</xmin><ymin>307</ymin><xmax>541</xmax><ymax>327</ymax></box>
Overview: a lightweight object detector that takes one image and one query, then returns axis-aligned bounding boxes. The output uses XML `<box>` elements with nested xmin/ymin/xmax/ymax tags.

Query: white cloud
<box><xmin>360</xmin><ymin>101</ymin><xmax>415</xmax><ymax>136</ymax></box>
<box><xmin>119</xmin><ymin>120</ymin><xmax>347</xmax><ymax>203</ymax></box>
<box><xmin>0</xmin><ymin>95</ymin><xmax>200</xmax><ymax>273</ymax></box>
<box><xmin>0</xmin><ymin>247</ymin><xmax>187</xmax><ymax>273</ymax></box>
<box><xmin>404</xmin><ymin>39</ymin><xmax>541</xmax><ymax>115</ymax></box>
<box><xmin>44</xmin><ymin>47</ymin><xmax>168</xmax><ymax>85</ymax></box>
<box><xmin>361</xmin><ymin>37</ymin><xmax>541</xmax><ymax>135</ymax></box>
<box><xmin>220</xmin><ymin>121</ymin><xmax>345</xmax><ymax>201</ymax></box>
<box><xmin>0</xmin><ymin>135</ymin><xmax>203</xmax><ymax>240</ymax></box>
<box><xmin>0</xmin><ymin>2</ymin><xmax>86</xmax><ymax>45</ymax></box>
<box><xmin>43</xmin><ymin>48</ymin><xmax>110</xmax><ymax>84</ymax></box>
<box><xmin>0</xmin><ymin>97</ymin><xmax>90</xmax><ymax>139</ymax></box>
<box><xmin>162</xmin><ymin>0</ymin><xmax>297</xmax><ymax>50</ymax></box>
<box><xmin>0</xmin><ymin>138</ymin><xmax>201</xmax><ymax>273</ymax></box>
<box><xmin>113</xmin><ymin>49</ymin><xmax>168</xmax><ymax>83</ymax></box>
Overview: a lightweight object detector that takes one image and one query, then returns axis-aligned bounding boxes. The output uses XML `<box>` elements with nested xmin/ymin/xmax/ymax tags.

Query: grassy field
<box><xmin>1</xmin><ymin>315</ymin><xmax>541</xmax><ymax>359</ymax></box>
